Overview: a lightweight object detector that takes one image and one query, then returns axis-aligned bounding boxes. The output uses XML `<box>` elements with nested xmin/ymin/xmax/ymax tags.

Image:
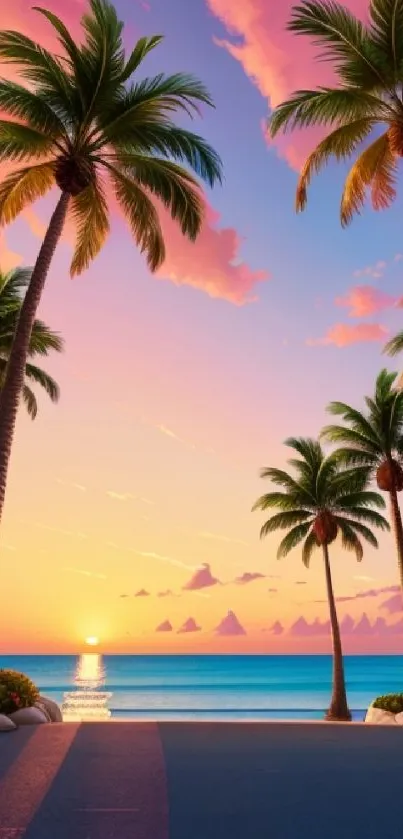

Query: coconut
<box><xmin>376</xmin><ymin>459</ymin><xmax>403</xmax><ymax>492</ymax></box>
<box><xmin>55</xmin><ymin>156</ymin><xmax>95</xmax><ymax>196</ymax></box>
<box><xmin>313</xmin><ymin>510</ymin><xmax>338</xmax><ymax>545</ymax></box>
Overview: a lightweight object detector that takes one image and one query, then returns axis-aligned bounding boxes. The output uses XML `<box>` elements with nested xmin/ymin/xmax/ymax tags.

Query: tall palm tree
<box><xmin>269</xmin><ymin>0</ymin><xmax>403</xmax><ymax>224</ymax></box>
<box><xmin>253</xmin><ymin>437</ymin><xmax>388</xmax><ymax>721</ymax></box>
<box><xmin>0</xmin><ymin>267</ymin><xmax>62</xmax><ymax>418</ymax></box>
<box><xmin>321</xmin><ymin>370</ymin><xmax>403</xmax><ymax>592</ymax></box>
<box><xmin>0</xmin><ymin>0</ymin><xmax>222</xmax><ymax>523</ymax></box>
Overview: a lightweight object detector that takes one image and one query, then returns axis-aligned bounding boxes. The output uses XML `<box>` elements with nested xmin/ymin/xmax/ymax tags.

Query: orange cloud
<box><xmin>207</xmin><ymin>0</ymin><xmax>370</xmax><ymax>169</ymax></box>
<box><xmin>0</xmin><ymin>232</ymin><xmax>22</xmax><ymax>272</ymax></box>
<box><xmin>157</xmin><ymin>203</ymin><xmax>269</xmax><ymax>304</ymax></box>
<box><xmin>335</xmin><ymin>286</ymin><xmax>397</xmax><ymax>318</ymax></box>
<box><xmin>307</xmin><ymin>323</ymin><xmax>388</xmax><ymax>348</ymax></box>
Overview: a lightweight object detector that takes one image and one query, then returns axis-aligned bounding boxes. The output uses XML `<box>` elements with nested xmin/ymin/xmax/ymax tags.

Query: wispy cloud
<box><xmin>154</xmin><ymin>422</ymin><xmax>196</xmax><ymax>450</ymax></box>
<box><xmin>34</xmin><ymin>522</ymin><xmax>88</xmax><ymax>540</ymax></box>
<box><xmin>235</xmin><ymin>571</ymin><xmax>265</xmax><ymax>585</ymax></box>
<box><xmin>133</xmin><ymin>549</ymin><xmax>195</xmax><ymax>572</ymax></box>
<box><xmin>56</xmin><ymin>478</ymin><xmax>87</xmax><ymax>493</ymax></box>
<box><xmin>64</xmin><ymin>567</ymin><xmax>107</xmax><ymax>580</ymax></box>
<box><xmin>353</xmin><ymin>261</ymin><xmax>387</xmax><ymax>279</ymax></box>
<box><xmin>307</xmin><ymin>323</ymin><xmax>388</xmax><ymax>348</ymax></box>
<box><xmin>335</xmin><ymin>286</ymin><xmax>397</xmax><ymax>318</ymax></box>
<box><xmin>336</xmin><ymin>585</ymin><xmax>399</xmax><ymax>603</ymax></box>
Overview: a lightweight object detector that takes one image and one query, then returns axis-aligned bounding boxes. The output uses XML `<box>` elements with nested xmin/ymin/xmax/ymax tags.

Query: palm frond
<box><xmin>111</xmin><ymin>154</ymin><xmax>204</xmax><ymax>241</ymax></box>
<box><xmin>337</xmin><ymin>490</ymin><xmax>386</xmax><ymax>509</ymax></box>
<box><xmin>302</xmin><ymin>530</ymin><xmax>319</xmax><ymax>567</ymax></box>
<box><xmin>0</xmin><ymin>30</ymin><xmax>74</xmax><ymax>113</ymax></box>
<box><xmin>296</xmin><ymin>119</ymin><xmax>375</xmax><ymax>211</ymax></box>
<box><xmin>277</xmin><ymin>522</ymin><xmax>312</xmax><ymax>558</ymax></box>
<box><xmin>336</xmin><ymin>518</ymin><xmax>364</xmax><ymax>560</ymax></box>
<box><xmin>260</xmin><ymin>510</ymin><xmax>313</xmax><ymax>539</ymax></box>
<box><xmin>120</xmin><ymin>35</ymin><xmax>164</xmax><ymax>83</ymax></box>
<box><xmin>0</xmin><ymin>120</ymin><xmax>54</xmax><ymax>162</ymax></box>
<box><xmin>384</xmin><ymin>330</ymin><xmax>403</xmax><ymax>356</ymax></box>
<box><xmin>70</xmin><ymin>179</ymin><xmax>110</xmax><ymax>276</ymax></box>
<box><xmin>28</xmin><ymin>320</ymin><xmax>64</xmax><ymax>356</ymax></box>
<box><xmin>340</xmin><ymin>132</ymin><xmax>397</xmax><ymax>226</ymax></box>
<box><xmin>108</xmin><ymin>164</ymin><xmax>165</xmax><ymax>271</ymax></box>
<box><xmin>21</xmin><ymin>384</ymin><xmax>38</xmax><ymax>419</ymax></box>
<box><xmin>324</xmin><ymin>400</ymin><xmax>382</xmax><ymax>443</ymax></box>
<box><xmin>24</xmin><ymin>362</ymin><xmax>60</xmax><ymax>402</ymax></box>
<box><xmin>369</xmin><ymin>0</ymin><xmax>403</xmax><ymax>76</ymax></box>
<box><xmin>252</xmin><ymin>491</ymin><xmax>310</xmax><ymax>512</ymax></box>
<box><xmin>289</xmin><ymin>1</ymin><xmax>387</xmax><ymax>88</ymax></box>
<box><xmin>0</xmin><ymin>80</ymin><xmax>66</xmax><ymax>137</ymax></box>
<box><xmin>0</xmin><ymin>163</ymin><xmax>55</xmax><ymax>225</ymax></box>
<box><xmin>321</xmin><ymin>422</ymin><xmax>381</xmax><ymax>454</ymax></box>
<box><xmin>337</xmin><ymin>516</ymin><xmax>380</xmax><ymax>549</ymax></box>
<box><xmin>270</xmin><ymin>88</ymin><xmax>387</xmax><ymax>136</ymax></box>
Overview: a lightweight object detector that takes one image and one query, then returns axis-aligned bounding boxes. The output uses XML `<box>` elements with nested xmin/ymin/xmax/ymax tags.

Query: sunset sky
<box><xmin>1</xmin><ymin>0</ymin><xmax>403</xmax><ymax>654</ymax></box>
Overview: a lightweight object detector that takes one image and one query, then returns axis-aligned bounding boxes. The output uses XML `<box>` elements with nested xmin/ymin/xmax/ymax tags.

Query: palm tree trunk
<box><xmin>388</xmin><ymin>487</ymin><xmax>403</xmax><ymax>593</ymax></box>
<box><xmin>323</xmin><ymin>544</ymin><xmax>351</xmax><ymax>722</ymax></box>
<box><xmin>0</xmin><ymin>192</ymin><xmax>69</xmax><ymax>524</ymax></box>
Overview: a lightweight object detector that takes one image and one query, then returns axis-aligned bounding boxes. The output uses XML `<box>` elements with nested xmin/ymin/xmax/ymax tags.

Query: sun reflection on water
<box><xmin>62</xmin><ymin>653</ymin><xmax>112</xmax><ymax>721</ymax></box>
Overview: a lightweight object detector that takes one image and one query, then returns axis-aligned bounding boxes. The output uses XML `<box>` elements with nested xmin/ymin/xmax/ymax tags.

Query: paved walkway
<box><xmin>1</xmin><ymin>722</ymin><xmax>403</xmax><ymax>838</ymax></box>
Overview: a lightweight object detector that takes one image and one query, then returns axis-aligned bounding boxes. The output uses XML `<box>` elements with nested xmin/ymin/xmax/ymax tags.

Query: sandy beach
<box><xmin>0</xmin><ymin>721</ymin><xmax>402</xmax><ymax>838</ymax></box>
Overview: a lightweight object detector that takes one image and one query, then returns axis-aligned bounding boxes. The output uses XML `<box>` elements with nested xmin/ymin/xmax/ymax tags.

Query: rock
<box><xmin>0</xmin><ymin>713</ymin><xmax>16</xmax><ymax>732</ymax></box>
<box><xmin>395</xmin><ymin>712</ymin><xmax>403</xmax><ymax>725</ymax></box>
<box><xmin>365</xmin><ymin>705</ymin><xmax>397</xmax><ymax>724</ymax></box>
<box><xmin>9</xmin><ymin>706</ymin><xmax>48</xmax><ymax>726</ymax></box>
<box><xmin>37</xmin><ymin>695</ymin><xmax>63</xmax><ymax>723</ymax></box>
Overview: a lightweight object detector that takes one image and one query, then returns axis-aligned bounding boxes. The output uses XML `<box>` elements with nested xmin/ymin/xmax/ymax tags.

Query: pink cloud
<box><xmin>269</xmin><ymin>620</ymin><xmax>284</xmax><ymax>636</ymax></box>
<box><xmin>307</xmin><ymin>323</ymin><xmax>388</xmax><ymax>348</ymax></box>
<box><xmin>335</xmin><ymin>286</ymin><xmax>397</xmax><ymax>318</ymax></box>
<box><xmin>235</xmin><ymin>571</ymin><xmax>265</xmax><ymax>585</ymax></box>
<box><xmin>207</xmin><ymin>0</ymin><xmax>370</xmax><ymax>169</ymax></box>
<box><xmin>135</xmin><ymin>589</ymin><xmax>150</xmax><ymax>597</ymax></box>
<box><xmin>183</xmin><ymin>563</ymin><xmax>220</xmax><ymax>591</ymax></box>
<box><xmin>215</xmin><ymin>610</ymin><xmax>246</xmax><ymax>636</ymax></box>
<box><xmin>341</xmin><ymin>614</ymin><xmax>355</xmax><ymax>633</ymax></box>
<box><xmin>157</xmin><ymin>590</ymin><xmax>175</xmax><ymax>598</ymax></box>
<box><xmin>337</xmin><ymin>585</ymin><xmax>399</xmax><ymax>603</ymax></box>
<box><xmin>381</xmin><ymin>593</ymin><xmax>403</xmax><ymax>615</ymax></box>
<box><xmin>156</xmin><ymin>619</ymin><xmax>173</xmax><ymax>632</ymax></box>
<box><xmin>178</xmin><ymin>617</ymin><xmax>201</xmax><ymax>633</ymax></box>
<box><xmin>157</xmin><ymin>203</ymin><xmax>269</xmax><ymax>305</ymax></box>
<box><xmin>290</xmin><ymin>617</ymin><xmax>330</xmax><ymax>636</ymax></box>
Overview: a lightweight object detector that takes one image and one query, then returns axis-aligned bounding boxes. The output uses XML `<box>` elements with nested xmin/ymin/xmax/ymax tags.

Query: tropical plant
<box><xmin>0</xmin><ymin>669</ymin><xmax>39</xmax><ymax>715</ymax></box>
<box><xmin>253</xmin><ymin>437</ymin><xmax>388</xmax><ymax>721</ymax></box>
<box><xmin>384</xmin><ymin>330</ymin><xmax>403</xmax><ymax>359</ymax></box>
<box><xmin>269</xmin><ymin>0</ymin><xmax>403</xmax><ymax>225</ymax></box>
<box><xmin>373</xmin><ymin>692</ymin><xmax>403</xmax><ymax>713</ymax></box>
<box><xmin>0</xmin><ymin>267</ymin><xmax>62</xmax><ymax>417</ymax></box>
<box><xmin>321</xmin><ymin>369</ymin><xmax>403</xmax><ymax>593</ymax></box>
<box><xmin>0</xmin><ymin>0</ymin><xmax>222</xmax><ymax>522</ymax></box>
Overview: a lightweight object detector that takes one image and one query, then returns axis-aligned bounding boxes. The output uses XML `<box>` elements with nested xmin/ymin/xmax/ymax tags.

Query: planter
<box><xmin>365</xmin><ymin>694</ymin><xmax>403</xmax><ymax>724</ymax></box>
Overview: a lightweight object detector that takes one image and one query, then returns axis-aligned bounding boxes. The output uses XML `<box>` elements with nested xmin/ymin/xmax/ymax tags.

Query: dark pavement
<box><xmin>1</xmin><ymin>722</ymin><xmax>403</xmax><ymax>838</ymax></box>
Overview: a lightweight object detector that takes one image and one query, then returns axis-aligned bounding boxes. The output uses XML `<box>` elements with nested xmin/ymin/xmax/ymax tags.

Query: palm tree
<box><xmin>269</xmin><ymin>0</ymin><xmax>403</xmax><ymax>225</ymax></box>
<box><xmin>321</xmin><ymin>369</ymin><xmax>403</xmax><ymax>593</ymax></box>
<box><xmin>0</xmin><ymin>0</ymin><xmax>222</xmax><ymax>522</ymax></box>
<box><xmin>384</xmin><ymin>331</ymin><xmax>403</xmax><ymax>360</ymax></box>
<box><xmin>253</xmin><ymin>437</ymin><xmax>388</xmax><ymax>721</ymax></box>
<box><xmin>0</xmin><ymin>267</ymin><xmax>62</xmax><ymax>418</ymax></box>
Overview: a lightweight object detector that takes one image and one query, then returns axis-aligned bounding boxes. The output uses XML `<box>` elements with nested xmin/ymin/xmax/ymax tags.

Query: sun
<box><xmin>85</xmin><ymin>636</ymin><xmax>99</xmax><ymax>647</ymax></box>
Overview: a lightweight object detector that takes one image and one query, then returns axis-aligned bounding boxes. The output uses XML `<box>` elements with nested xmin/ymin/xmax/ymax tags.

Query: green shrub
<box><xmin>0</xmin><ymin>669</ymin><xmax>39</xmax><ymax>715</ymax></box>
<box><xmin>373</xmin><ymin>693</ymin><xmax>403</xmax><ymax>714</ymax></box>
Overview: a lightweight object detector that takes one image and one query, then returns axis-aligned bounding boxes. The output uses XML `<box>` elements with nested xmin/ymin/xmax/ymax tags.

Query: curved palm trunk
<box><xmin>0</xmin><ymin>192</ymin><xmax>69</xmax><ymax>524</ymax></box>
<box><xmin>388</xmin><ymin>487</ymin><xmax>403</xmax><ymax>593</ymax></box>
<box><xmin>323</xmin><ymin>544</ymin><xmax>351</xmax><ymax>722</ymax></box>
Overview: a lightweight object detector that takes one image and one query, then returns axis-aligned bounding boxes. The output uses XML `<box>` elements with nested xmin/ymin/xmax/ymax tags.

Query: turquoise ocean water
<box><xmin>1</xmin><ymin>655</ymin><xmax>403</xmax><ymax>721</ymax></box>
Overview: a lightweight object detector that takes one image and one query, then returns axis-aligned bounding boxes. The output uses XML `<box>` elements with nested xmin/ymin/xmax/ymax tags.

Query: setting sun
<box><xmin>85</xmin><ymin>636</ymin><xmax>99</xmax><ymax>647</ymax></box>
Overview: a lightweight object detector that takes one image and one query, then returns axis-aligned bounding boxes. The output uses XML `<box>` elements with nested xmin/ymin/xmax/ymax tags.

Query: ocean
<box><xmin>1</xmin><ymin>655</ymin><xmax>403</xmax><ymax>721</ymax></box>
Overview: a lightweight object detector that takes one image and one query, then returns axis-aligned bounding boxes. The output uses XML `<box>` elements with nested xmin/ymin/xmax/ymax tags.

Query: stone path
<box><xmin>1</xmin><ymin>722</ymin><xmax>403</xmax><ymax>838</ymax></box>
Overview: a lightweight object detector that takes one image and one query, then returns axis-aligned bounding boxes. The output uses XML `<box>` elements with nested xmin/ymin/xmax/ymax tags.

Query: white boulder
<box><xmin>365</xmin><ymin>705</ymin><xmax>397</xmax><ymax>724</ymax></box>
<box><xmin>9</xmin><ymin>706</ymin><xmax>48</xmax><ymax>726</ymax></box>
<box><xmin>37</xmin><ymin>695</ymin><xmax>62</xmax><ymax>723</ymax></box>
<box><xmin>0</xmin><ymin>713</ymin><xmax>16</xmax><ymax>732</ymax></box>
<box><xmin>395</xmin><ymin>712</ymin><xmax>403</xmax><ymax>725</ymax></box>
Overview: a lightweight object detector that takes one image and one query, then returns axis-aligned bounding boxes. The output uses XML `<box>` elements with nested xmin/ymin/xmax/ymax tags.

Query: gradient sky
<box><xmin>1</xmin><ymin>0</ymin><xmax>403</xmax><ymax>654</ymax></box>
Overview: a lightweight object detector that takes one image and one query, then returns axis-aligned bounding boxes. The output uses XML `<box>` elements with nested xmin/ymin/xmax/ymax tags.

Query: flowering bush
<box><xmin>0</xmin><ymin>669</ymin><xmax>39</xmax><ymax>715</ymax></box>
